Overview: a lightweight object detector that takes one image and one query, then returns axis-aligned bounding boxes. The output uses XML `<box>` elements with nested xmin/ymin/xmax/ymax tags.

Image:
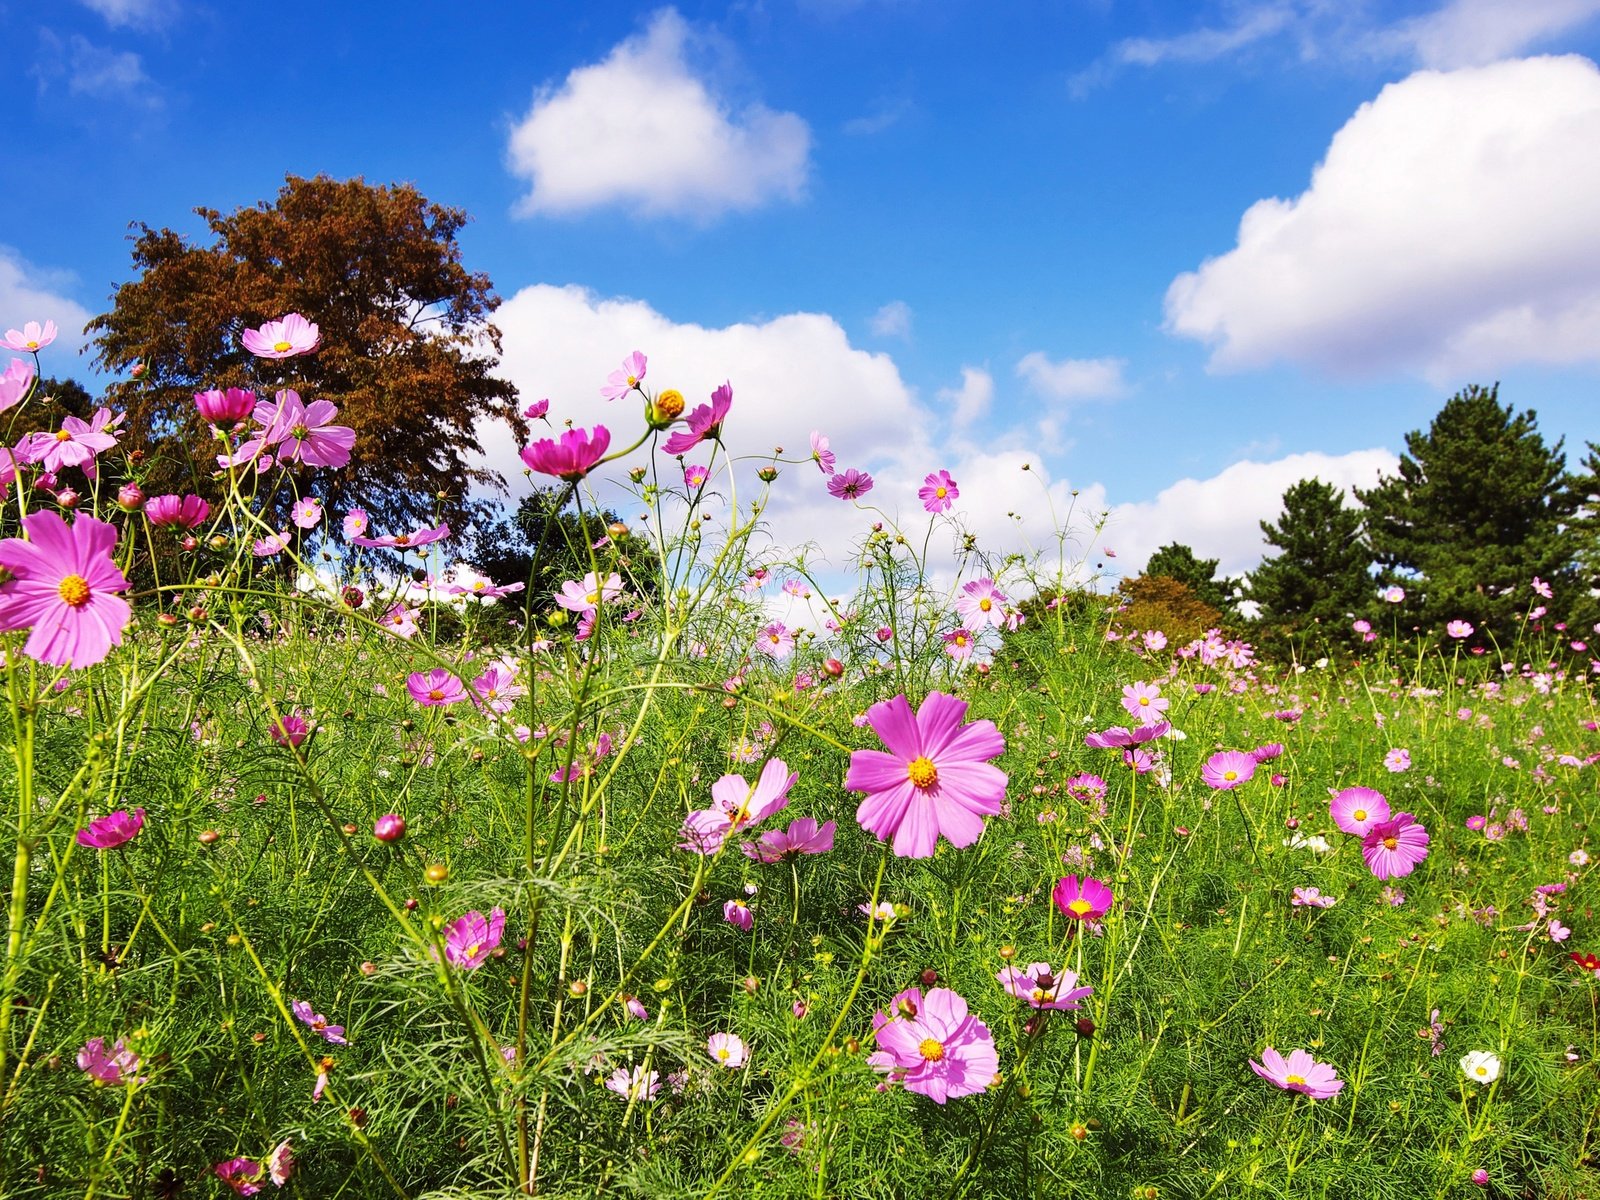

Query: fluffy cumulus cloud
<box><xmin>1103</xmin><ymin>449</ymin><xmax>1397</xmax><ymax>578</ymax></box>
<box><xmin>1166</xmin><ymin>55</ymin><xmax>1600</xmax><ymax>381</ymax></box>
<box><xmin>938</xmin><ymin>366</ymin><xmax>992</xmax><ymax>428</ymax></box>
<box><xmin>1015</xmin><ymin>352</ymin><xmax>1128</xmax><ymax>402</ymax></box>
<box><xmin>0</xmin><ymin>248</ymin><xmax>94</xmax><ymax>360</ymax></box>
<box><xmin>506</xmin><ymin>8</ymin><xmax>811</xmax><ymax>220</ymax></box>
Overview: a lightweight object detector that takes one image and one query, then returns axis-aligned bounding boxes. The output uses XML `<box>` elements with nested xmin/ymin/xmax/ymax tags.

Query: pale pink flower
<box><xmin>3</xmin><ymin>320</ymin><xmax>56</xmax><ymax>352</ymax></box>
<box><xmin>755</xmin><ymin>622</ymin><xmax>794</xmax><ymax>659</ymax></box>
<box><xmin>18</xmin><ymin>409</ymin><xmax>122</xmax><ymax>475</ymax></box>
<box><xmin>1447</xmin><ymin>620</ymin><xmax>1474</xmax><ymax>639</ymax></box>
<box><xmin>1384</xmin><ymin>748</ymin><xmax>1411</xmax><ymax>773</ymax></box>
<box><xmin>605</xmin><ymin>1065</ymin><xmax>659</xmax><ymax>1101</ymax></box>
<box><xmin>872</xmin><ymin>986</ymin><xmax>998</xmax><ymax>1104</ymax></box>
<box><xmin>240</xmin><ymin>312</ymin><xmax>320</xmax><ymax>358</ymax></box>
<box><xmin>955</xmin><ymin>578</ymin><xmax>1009</xmax><ymax>630</ymax></box>
<box><xmin>77</xmin><ymin>1036</ymin><xmax>144</xmax><ymax>1086</ymax></box>
<box><xmin>810</xmin><ymin>430</ymin><xmax>835</xmax><ymax>474</ymax></box>
<box><xmin>1250</xmin><ymin>1047</ymin><xmax>1344</xmax><ymax>1098</ymax></box>
<box><xmin>407</xmin><ymin>668</ymin><xmax>466</xmax><ymax>706</ymax></box>
<box><xmin>601</xmin><ymin>350</ymin><xmax>647</xmax><ymax>400</ymax></box>
<box><xmin>291</xmin><ymin>498</ymin><xmax>323</xmax><ymax>529</ymax></box>
<box><xmin>1120</xmin><ymin>681</ymin><xmax>1168</xmax><ymax>725</ymax></box>
<box><xmin>995</xmin><ymin>962</ymin><xmax>1092</xmax><ymax>1010</ymax></box>
<box><xmin>0</xmin><ymin>358</ymin><xmax>34</xmax><ymax>413</ymax></box>
<box><xmin>1330</xmin><ymin>786</ymin><xmax>1390</xmax><ymax>836</ymax></box>
<box><xmin>707</xmin><ymin>1032</ymin><xmax>749</xmax><ymax>1068</ymax></box>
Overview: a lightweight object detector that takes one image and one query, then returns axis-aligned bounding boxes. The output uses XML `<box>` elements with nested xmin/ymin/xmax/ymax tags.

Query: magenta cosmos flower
<box><xmin>18</xmin><ymin>409</ymin><xmax>122</xmax><ymax>475</ymax></box>
<box><xmin>996</xmin><ymin>962</ymin><xmax>1092</xmax><ymax>1010</ymax></box>
<box><xmin>955</xmin><ymin>578</ymin><xmax>1009</xmax><ymax>630</ymax></box>
<box><xmin>872</xmin><ymin>986</ymin><xmax>999</xmax><ymax>1104</ymax></box>
<box><xmin>1201</xmin><ymin>750</ymin><xmax>1257</xmax><ymax>790</ymax></box>
<box><xmin>240</xmin><ymin>312</ymin><xmax>320</xmax><ymax>359</ymax></box>
<box><xmin>662</xmin><ymin>382</ymin><xmax>732</xmax><ymax>455</ymax></box>
<box><xmin>4</xmin><ymin>320</ymin><xmax>57</xmax><ymax>352</ymax></box>
<box><xmin>291</xmin><ymin>999</ymin><xmax>347</xmax><ymax>1045</ymax></box>
<box><xmin>810</xmin><ymin>430</ymin><xmax>835</xmax><ymax>474</ymax></box>
<box><xmin>1361</xmin><ymin>813</ymin><xmax>1430</xmax><ymax>880</ymax></box>
<box><xmin>0</xmin><ymin>358</ymin><xmax>34</xmax><ymax>413</ymax></box>
<box><xmin>1330</xmin><ymin>786</ymin><xmax>1390</xmax><ymax>836</ymax></box>
<box><xmin>845</xmin><ymin>692</ymin><xmax>1007</xmax><ymax>860</ymax></box>
<box><xmin>350</xmin><ymin>522</ymin><xmax>450</xmax><ymax>551</ymax></box>
<box><xmin>826</xmin><ymin>467</ymin><xmax>873</xmax><ymax>500</ymax></box>
<box><xmin>1250</xmin><ymin>1046</ymin><xmax>1345</xmax><ymax>1099</ymax></box>
<box><xmin>0</xmin><ymin>511</ymin><xmax>132</xmax><ymax>669</ymax></box>
<box><xmin>214</xmin><ymin>1157</ymin><xmax>264</xmax><ymax>1196</ymax></box>
<box><xmin>144</xmin><ymin>494</ymin><xmax>210</xmax><ymax>530</ymax></box>
<box><xmin>742</xmin><ymin>816</ymin><xmax>836</xmax><ymax>863</ymax></box>
<box><xmin>194</xmin><ymin>387</ymin><xmax>257</xmax><ymax>429</ymax></box>
<box><xmin>521</xmin><ymin>425</ymin><xmax>611</xmax><ymax>481</ymax></box>
<box><xmin>443</xmin><ymin>907</ymin><xmax>505</xmax><ymax>969</ymax></box>
<box><xmin>76</xmin><ymin>807</ymin><xmax>145</xmax><ymax>849</ymax></box>
<box><xmin>407</xmin><ymin>668</ymin><xmax>467</xmax><ymax>706</ymax></box>
<box><xmin>256</xmin><ymin>390</ymin><xmax>355</xmax><ymax>469</ymax></box>
<box><xmin>601</xmin><ymin>350</ymin><xmax>647</xmax><ymax>400</ymax></box>
<box><xmin>680</xmin><ymin>757</ymin><xmax>797</xmax><ymax>854</ymax></box>
<box><xmin>1053</xmin><ymin>874</ymin><xmax>1113</xmax><ymax>922</ymax></box>
<box><xmin>78</xmin><ymin>1036</ymin><xmax>144</xmax><ymax>1086</ymax></box>
<box><xmin>919</xmin><ymin>470</ymin><xmax>959</xmax><ymax>513</ymax></box>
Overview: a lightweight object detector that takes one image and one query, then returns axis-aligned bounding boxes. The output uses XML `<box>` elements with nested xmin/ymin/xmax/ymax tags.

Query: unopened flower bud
<box><xmin>423</xmin><ymin>863</ymin><xmax>449</xmax><ymax>885</ymax></box>
<box><xmin>373</xmin><ymin>814</ymin><xmax>407</xmax><ymax>842</ymax></box>
<box><xmin>822</xmin><ymin>657</ymin><xmax>844</xmax><ymax>678</ymax></box>
<box><xmin>55</xmin><ymin>488</ymin><xmax>80</xmax><ymax>510</ymax></box>
<box><xmin>116</xmin><ymin>483</ymin><xmax>145</xmax><ymax>511</ymax></box>
<box><xmin>198</xmin><ymin>829</ymin><xmax>220</xmax><ymax>845</ymax></box>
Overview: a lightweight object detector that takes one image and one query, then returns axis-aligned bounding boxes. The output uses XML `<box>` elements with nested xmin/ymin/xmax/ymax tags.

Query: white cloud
<box><xmin>1166</xmin><ymin>55</ymin><xmax>1600</xmax><ymax>382</ymax></box>
<box><xmin>505</xmin><ymin>9</ymin><xmax>811</xmax><ymax>220</ymax></box>
<box><xmin>1104</xmin><ymin>449</ymin><xmax>1397</xmax><ymax>577</ymax></box>
<box><xmin>868</xmin><ymin>300</ymin><xmax>912</xmax><ymax>338</ymax></box>
<box><xmin>1015</xmin><ymin>352</ymin><xmax>1128</xmax><ymax>402</ymax></box>
<box><xmin>1113</xmin><ymin>5</ymin><xmax>1295</xmax><ymax>67</ymax></box>
<box><xmin>77</xmin><ymin>0</ymin><xmax>179</xmax><ymax>28</ymax></box>
<box><xmin>843</xmin><ymin>97</ymin><xmax>912</xmax><ymax>136</ymax></box>
<box><xmin>938</xmin><ymin>366</ymin><xmax>993</xmax><ymax>428</ymax></box>
<box><xmin>1381</xmin><ymin>0</ymin><xmax>1600</xmax><ymax>68</ymax></box>
<box><xmin>0</xmin><ymin>248</ymin><xmax>93</xmax><ymax>364</ymax></box>
<box><xmin>34</xmin><ymin>31</ymin><xmax>157</xmax><ymax>104</ymax></box>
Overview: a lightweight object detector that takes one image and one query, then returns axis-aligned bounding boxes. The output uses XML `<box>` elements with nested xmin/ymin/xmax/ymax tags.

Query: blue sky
<box><xmin>6</xmin><ymin>0</ymin><xmax>1600</xmax><ymax>580</ymax></box>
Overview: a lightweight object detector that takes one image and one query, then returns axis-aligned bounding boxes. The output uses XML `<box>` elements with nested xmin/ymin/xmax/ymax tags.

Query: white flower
<box><xmin>1460</xmin><ymin>1050</ymin><xmax>1501</xmax><ymax>1085</ymax></box>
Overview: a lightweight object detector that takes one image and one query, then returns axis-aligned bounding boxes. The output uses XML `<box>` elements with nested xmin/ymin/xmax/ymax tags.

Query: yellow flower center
<box><xmin>1223</xmin><ymin>770</ymin><xmax>1238</xmax><ymax>781</ymax></box>
<box><xmin>1383</xmin><ymin>836</ymin><xmax>1399</xmax><ymax>851</ymax></box>
<box><xmin>918</xmin><ymin>1038</ymin><xmax>945</xmax><ymax>1062</ymax></box>
<box><xmin>1475</xmin><ymin>1065</ymin><xmax>1488</xmax><ymax>1076</ymax></box>
<box><xmin>273</xmin><ymin>340</ymin><xmax>293</xmax><ymax>353</ymax></box>
<box><xmin>57</xmin><ymin>574</ymin><xmax>91</xmax><ymax>607</ymax></box>
<box><xmin>717</xmin><ymin>1047</ymin><xmax>729</xmax><ymax>1060</ymax></box>
<box><xmin>935</xmin><ymin>486</ymin><xmax>947</xmax><ymax>498</ymax></box>
<box><xmin>1139</xmin><ymin>696</ymin><xmax>1150</xmax><ymax>705</ymax></box>
<box><xmin>906</xmin><ymin>756</ymin><xmax>938</xmax><ymax>788</ymax></box>
<box><xmin>1353</xmin><ymin>809</ymin><xmax>1367</xmax><ymax>821</ymax></box>
<box><xmin>978</xmin><ymin>597</ymin><xmax>992</xmax><ymax>611</ymax></box>
<box><xmin>626</xmin><ymin>374</ymin><xmax>638</xmax><ymax>387</ymax></box>
<box><xmin>1067</xmin><ymin>898</ymin><xmax>1093</xmax><ymax>917</ymax></box>
<box><xmin>587</xmin><ymin>592</ymin><xmax>600</xmax><ymax>605</ymax></box>
<box><xmin>25</xmin><ymin>340</ymin><xmax>38</xmax><ymax>350</ymax></box>
<box><xmin>462</xmin><ymin>942</ymin><xmax>479</xmax><ymax>960</ymax></box>
<box><xmin>1030</xmin><ymin>987</ymin><xmax>1048</xmax><ymax>1002</ymax></box>
<box><xmin>54</xmin><ymin>429</ymin><xmax>73</xmax><ymax>442</ymax></box>
<box><xmin>428</xmin><ymin>689</ymin><xmax>444</xmax><ymax>701</ymax></box>
<box><xmin>1286</xmin><ymin>1073</ymin><xmax>1306</xmax><ymax>1086</ymax></box>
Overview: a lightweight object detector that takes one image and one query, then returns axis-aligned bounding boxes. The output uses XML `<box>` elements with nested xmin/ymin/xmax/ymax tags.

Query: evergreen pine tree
<box><xmin>1143</xmin><ymin>542</ymin><xmax>1237</xmax><ymax>616</ymax></box>
<box><xmin>1354</xmin><ymin>384</ymin><xmax>1576</xmax><ymax>643</ymax></box>
<box><xmin>1248</xmin><ymin>477</ymin><xmax>1371</xmax><ymax>652</ymax></box>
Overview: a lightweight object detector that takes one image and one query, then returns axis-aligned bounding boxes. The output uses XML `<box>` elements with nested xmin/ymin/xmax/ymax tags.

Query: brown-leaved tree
<box><xmin>88</xmin><ymin>174</ymin><xmax>522</xmax><ymax>531</ymax></box>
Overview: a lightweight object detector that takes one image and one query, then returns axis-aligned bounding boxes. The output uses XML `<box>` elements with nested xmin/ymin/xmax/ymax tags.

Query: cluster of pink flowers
<box><xmin>680</xmin><ymin>759</ymin><xmax>796</xmax><ymax>854</ymax></box>
<box><xmin>1328</xmin><ymin>786</ymin><xmax>1430</xmax><ymax>880</ymax></box>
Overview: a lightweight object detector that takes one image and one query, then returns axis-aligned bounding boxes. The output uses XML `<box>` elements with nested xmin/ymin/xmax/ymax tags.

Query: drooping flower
<box><xmin>845</xmin><ymin>692</ymin><xmax>1007</xmax><ymax>860</ymax></box>
<box><xmin>77</xmin><ymin>1036</ymin><xmax>144</xmax><ymax>1085</ymax></box>
<box><xmin>1084</xmin><ymin>722</ymin><xmax>1169</xmax><ymax>749</ymax></box>
<box><xmin>1250</xmin><ymin>1047</ymin><xmax>1345</xmax><ymax>1098</ymax></box>
<box><xmin>443</xmin><ymin>907</ymin><xmax>505</xmax><ymax>969</ymax></box>
<box><xmin>144</xmin><ymin>494</ymin><xmax>211</xmax><ymax>530</ymax></box>
<box><xmin>662</xmin><ymin>382</ymin><xmax>732</xmax><ymax>455</ymax></box>
<box><xmin>3</xmin><ymin>320</ymin><xmax>57</xmax><ymax>352</ymax></box>
<box><xmin>0</xmin><ymin>358</ymin><xmax>34</xmax><ymax>413</ymax></box>
<box><xmin>256</xmin><ymin>390</ymin><xmax>355</xmax><ymax>469</ymax></box>
<box><xmin>723</xmin><ymin>898</ymin><xmax>754</xmax><ymax>931</ymax></box>
<box><xmin>826</xmin><ymin>468</ymin><xmax>874</xmax><ymax>501</ymax></box>
<box><xmin>604</xmin><ymin>1065</ymin><xmax>660</xmax><ymax>1101</ymax></box>
<box><xmin>76</xmin><ymin>807</ymin><xmax>145</xmax><ymax>849</ymax></box>
<box><xmin>1053</xmin><ymin>875</ymin><xmax>1113</xmax><ymax>923</ymax></box>
<box><xmin>601</xmin><ymin>350</ymin><xmax>647</xmax><ymax>400</ymax></box>
<box><xmin>407</xmin><ymin>668</ymin><xmax>467</xmax><ymax>707</ymax></box>
<box><xmin>1330</xmin><ymin>786</ymin><xmax>1390</xmax><ymax>836</ymax></box>
<box><xmin>521</xmin><ymin>425</ymin><xmax>611</xmax><ymax>480</ymax></box>
<box><xmin>1361</xmin><ymin>813</ymin><xmax>1430</xmax><ymax>880</ymax></box>
<box><xmin>707</xmin><ymin>1031</ymin><xmax>749</xmax><ymax>1068</ymax></box>
<box><xmin>291</xmin><ymin>999</ymin><xmax>348</xmax><ymax>1045</ymax></box>
<box><xmin>1120</xmin><ymin>681</ymin><xmax>1168</xmax><ymax>725</ymax></box>
<box><xmin>919</xmin><ymin>470</ymin><xmax>959</xmax><ymax>513</ymax></box>
<box><xmin>810</xmin><ymin>430</ymin><xmax>835</xmax><ymax>474</ymax></box>
<box><xmin>741</xmin><ymin>817</ymin><xmax>836</xmax><ymax>863</ymax></box>
<box><xmin>1460</xmin><ymin>1050</ymin><xmax>1501</xmax><ymax>1085</ymax></box>
<box><xmin>0</xmin><ymin>511</ymin><xmax>132</xmax><ymax>669</ymax></box>
<box><xmin>194</xmin><ymin>387</ymin><xmax>257</xmax><ymax>429</ymax></box>
<box><xmin>17</xmin><ymin>409</ymin><xmax>122</xmax><ymax>475</ymax></box>
<box><xmin>996</xmin><ymin>962</ymin><xmax>1092</xmax><ymax>1010</ymax></box>
<box><xmin>240</xmin><ymin>312</ymin><xmax>320</xmax><ymax>358</ymax></box>
<box><xmin>872</xmin><ymin>986</ymin><xmax>998</xmax><ymax>1103</ymax></box>
<box><xmin>955</xmin><ymin>578</ymin><xmax>1009</xmax><ymax>630</ymax></box>
<box><xmin>1201</xmin><ymin>750</ymin><xmax>1257</xmax><ymax>790</ymax></box>
<box><xmin>214</xmin><ymin>1157</ymin><xmax>265</xmax><ymax>1196</ymax></box>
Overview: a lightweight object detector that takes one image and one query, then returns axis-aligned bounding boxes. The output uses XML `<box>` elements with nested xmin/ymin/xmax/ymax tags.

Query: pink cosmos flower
<box><xmin>240</xmin><ymin>312</ymin><xmax>320</xmax><ymax>358</ymax></box>
<box><xmin>872</xmin><ymin>986</ymin><xmax>998</xmax><ymax>1104</ymax></box>
<box><xmin>144</xmin><ymin>494</ymin><xmax>210</xmax><ymax>530</ymax></box>
<box><xmin>996</xmin><ymin>962</ymin><xmax>1092</xmax><ymax>1010</ymax></box>
<box><xmin>407</xmin><ymin>668</ymin><xmax>467</xmax><ymax>706</ymax></box>
<box><xmin>76</xmin><ymin>808</ymin><xmax>145</xmax><ymax>849</ymax></box>
<box><xmin>1352</xmin><ymin>619</ymin><xmax>1371</xmax><ymax>634</ymax></box>
<box><xmin>1447</xmin><ymin>620</ymin><xmax>1474</xmax><ymax>639</ymax></box>
<box><xmin>1250</xmin><ymin>1047</ymin><xmax>1345</xmax><ymax>1099</ymax></box>
<box><xmin>77</xmin><ymin>1036</ymin><xmax>144</xmax><ymax>1085</ymax></box>
<box><xmin>920</xmin><ymin>470</ymin><xmax>959</xmax><ymax>513</ymax></box>
<box><xmin>448</xmin><ymin>578</ymin><xmax>525</xmax><ymax>600</ymax></box>
<box><xmin>1053</xmin><ymin>875</ymin><xmax>1113</xmax><ymax>922</ymax></box>
<box><xmin>443</xmin><ymin>907</ymin><xmax>505</xmax><ymax>969</ymax></box>
<box><xmin>1201</xmin><ymin>750</ymin><xmax>1256</xmax><ymax>790</ymax></box>
<box><xmin>1383</xmin><ymin>586</ymin><xmax>1405</xmax><ymax>604</ymax></box>
<box><xmin>268</xmin><ymin>1140</ymin><xmax>294</xmax><ymax>1187</ymax></box>
<box><xmin>1330</xmin><ymin>786</ymin><xmax>1390</xmax><ymax>836</ymax></box>
<box><xmin>756</xmin><ymin>622</ymin><xmax>794</xmax><ymax>659</ymax></box>
<box><xmin>810</xmin><ymin>430</ymin><xmax>835</xmax><ymax>474</ymax></box>
<box><xmin>0</xmin><ymin>358</ymin><xmax>34</xmax><ymax>413</ymax></box>
<box><xmin>1065</xmin><ymin>774</ymin><xmax>1107</xmax><ymax>804</ymax></box>
<box><xmin>707</xmin><ymin>1032</ymin><xmax>749</xmax><ymax>1068</ymax></box>
<box><xmin>1084</xmin><ymin>722</ymin><xmax>1169</xmax><ymax>749</ymax></box>
<box><xmin>470</xmin><ymin>664</ymin><xmax>524</xmax><ymax>714</ymax></box>
<box><xmin>662</xmin><ymin>382</ymin><xmax>732</xmax><ymax>455</ymax></box>
<box><xmin>521</xmin><ymin>425</ymin><xmax>611</xmax><ymax>480</ymax></box>
<box><xmin>955</xmin><ymin>578</ymin><xmax>1009</xmax><ymax>630</ymax></box>
<box><xmin>0</xmin><ymin>511</ymin><xmax>132</xmax><ymax>669</ymax></box>
<box><xmin>741</xmin><ymin>817</ymin><xmax>836</xmax><ymax>863</ymax></box>
<box><xmin>380</xmin><ymin>604</ymin><xmax>419</xmax><ymax>638</ymax></box>
<box><xmin>604</xmin><ymin>1065</ymin><xmax>660</xmax><ymax>1101</ymax></box>
<box><xmin>723</xmin><ymin>898</ymin><xmax>754</xmax><ymax>931</ymax></box>
<box><xmin>1120</xmin><ymin>681</ymin><xmax>1168</xmax><ymax>725</ymax></box>
<box><xmin>4</xmin><ymin>320</ymin><xmax>56</xmax><ymax>352</ymax></box>
<box><xmin>291</xmin><ymin>999</ymin><xmax>348</xmax><ymax>1045</ymax></box>
<box><xmin>680</xmin><ymin>758</ymin><xmax>796</xmax><ymax>854</ymax></box>
<box><xmin>942</xmin><ymin>628</ymin><xmax>975</xmax><ymax>661</ymax></box>
<box><xmin>214</xmin><ymin>1157</ymin><xmax>264</xmax><ymax>1196</ymax></box>
<box><xmin>269</xmin><ymin>711</ymin><xmax>312</xmax><ymax>748</ymax></box>
<box><xmin>1384</xmin><ymin>748</ymin><xmax>1411</xmax><ymax>773</ymax></box>
<box><xmin>18</xmin><ymin>409</ymin><xmax>122</xmax><ymax>475</ymax></box>
<box><xmin>684</xmin><ymin>464</ymin><xmax>709</xmax><ymax>489</ymax></box>
<box><xmin>1533</xmin><ymin>576</ymin><xmax>1554</xmax><ymax>599</ymax></box>
<box><xmin>1362</xmin><ymin>813</ymin><xmax>1429</xmax><ymax>880</ymax></box>
<box><xmin>194</xmin><ymin>387</ymin><xmax>257</xmax><ymax>429</ymax></box>
<box><xmin>256</xmin><ymin>390</ymin><xmax>355</xmax><ymax>469</ymax></box>
<box><xmin>291</xmin><ymin>498</ymin><xmax>323</xmax><ymax>529</ymax></box>
<box><xmin>350</xmin><ymin>522</ymin><xmax>450</xmax><ymax>551</ymax></box>
<box><xmin>554</xmin><ymin>572</ymin><xmax>622</xmax><ymax>614</ymax></box>
<box><xmin>1291</xmin><ymin>886</ymin><xmax>1337</xmax><ymax>908</ymax></box>
<box><xmin>252</xmin><ymin>532</ymin><xmax>290</xmax><ymax>558</ymax></box>
<box><xmin>601</xmin><ymin>350</ymin><xmax>647</xmax><ymax>400</ymax></box>
<box><xmin>342</xmin><ymin>508</ymin><xmax>368</xmax><ymax>539</ymax></box>
<box><xmin>524</xmin><ymin>398</ymin><xmax>550</xmax><ymax>419</ymax></box>
<box><xmin>845</xmin><ymin>692</ymin><xmax>1007</xmax><ymax>860</ymax></box>
<box><xmin>1252</xmin><ymin>743</ymin><xmax>1285</xmax><ymax>762</ymax></box>
<box><xmin>827</xmin><ymin>468</ymin><xmax>874</xmax><ymax>500</ymax></box>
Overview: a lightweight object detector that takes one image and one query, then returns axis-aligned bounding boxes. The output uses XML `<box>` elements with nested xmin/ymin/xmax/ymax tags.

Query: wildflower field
<box><xmin>1</xmin><ymin>319</ymin><xmax>1597</xmax><ymax>1199</ymax></box>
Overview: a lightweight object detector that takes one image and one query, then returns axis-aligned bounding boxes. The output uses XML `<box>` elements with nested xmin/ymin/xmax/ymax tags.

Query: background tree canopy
<box><xmin>87</xmin><ymin>174</ymin><xmax>522</xmax><ymax>532</ymax></box>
